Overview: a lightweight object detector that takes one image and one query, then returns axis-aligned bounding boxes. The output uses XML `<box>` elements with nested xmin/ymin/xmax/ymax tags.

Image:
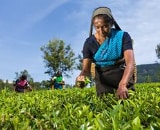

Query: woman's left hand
<box><xmin>116</xmin><ymin>86</ymin><xmax>129</xmax><ymax>99</ymax></box>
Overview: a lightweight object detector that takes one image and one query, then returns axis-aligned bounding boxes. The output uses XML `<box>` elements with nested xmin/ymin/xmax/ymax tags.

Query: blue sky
<box><xmin>0</xmin><ymin>0</ymin><xmax>160</xmax><ymax>84</ymax></box>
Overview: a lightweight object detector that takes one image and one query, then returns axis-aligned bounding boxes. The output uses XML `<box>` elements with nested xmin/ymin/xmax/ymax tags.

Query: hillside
<box><xmin>137</xmin><ymin>63</ymin><xmax>160</xmax><ymax>83</ymax></box>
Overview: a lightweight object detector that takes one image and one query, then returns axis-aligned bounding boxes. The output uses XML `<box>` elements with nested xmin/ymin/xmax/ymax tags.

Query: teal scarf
<box><xmin>93</xmin><ymin>29</ymin><xmax>124</xmax><ymax>67</ymax></box>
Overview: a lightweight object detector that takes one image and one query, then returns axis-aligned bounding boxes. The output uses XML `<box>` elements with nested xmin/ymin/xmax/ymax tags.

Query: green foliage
<box><xmin>41</xmin><ymin>39</ymin><xmax>76</xmax><ymax>77</ymax></box>
<box><xmin>84</xmin><ymin>77</ymin><xmax>91</xmax><ymax>85</ymax></box>
<box><xmin>76</xmin><ymin>54</ymin><xmax>83</xmax><ymax>70</ymax></box>
<box><xmin>144</xmin><ymin>75</ymin><xmax>152</xmax><ymax>83</ymax></box>
<box><xmin>0</xmin><ymin>83</ymin><xmax>160</xmax><ymax>129</ymax></box>
<box><xmin>0</xmin><ymin>79</ymin><xmax>5</xmax><ymax>89</ymax></box>
<box><xmin>137</xmin><ymin>63</ymin><xmax>160</xmax><ymax>82</ymax></box>
<box><xmin>40</xmin><ymin>80</ymin><xmax>52</xmax><ymax>90</ymax></box>
<box><xmin>33</xmin><ymin>82</ymin><xmax>42</xmax><ymax>90</ymax></box>
<box><xmin>0</xmin><ymin>79</ymin><xmax>13</xmax><ymax>91</ymax></box>
<box><xmin>76</xmin><ymin>77</ymin><xmax>91</xmax><ymax>88</ymax></box>
<box><xmin>156</xmin><ymin>43</ymin><xmax>160</xmax><ymax>59</ymax></box>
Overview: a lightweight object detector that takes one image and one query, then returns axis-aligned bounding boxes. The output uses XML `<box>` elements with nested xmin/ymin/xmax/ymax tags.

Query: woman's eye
<box><xmin>103</xmin><ymin>25</ymin><xmax>108</xmax><ymax>28</ymax></box>
<box><xmin>96</xmin><ymin>27</ymin><xmax>100</xmax><ymax>29</ymax></box>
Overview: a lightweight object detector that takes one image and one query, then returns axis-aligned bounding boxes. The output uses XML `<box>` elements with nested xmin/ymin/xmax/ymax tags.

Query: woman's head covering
<box><xmin>20</xmin><ymin>74</ymin><xmax>27</xmax><ymax>80</ymax></box>
<box><xmin>89</xmin><ymin>7</ymin><xmax>121</xmax><ymax>36</ymax></box>
<box><xmin>57</xmin><ymin>70</ymin><xmax>62</xmax><ymax>77</ymax></box>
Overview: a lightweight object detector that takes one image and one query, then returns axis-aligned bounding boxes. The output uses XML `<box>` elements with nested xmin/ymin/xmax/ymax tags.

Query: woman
<box><xmin>52</xmin><ymin>71</ymin><xmax>65</xmax><ymax>89</ymax></box>
<box><xmin>76</xmin><ymin>7</ymin><xmax>136</xmax><ymax>99</ymax></box>
<box><xmin>14</xmin><ymin>75</ymin><xmax>32</xmax><ymax>92</ymax></box>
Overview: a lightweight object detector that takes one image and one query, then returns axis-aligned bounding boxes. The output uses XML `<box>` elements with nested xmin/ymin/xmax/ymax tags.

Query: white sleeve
<box><xmin>52</xmin><ymin>76</ymin><xmax>56</xmax><ymax>80</ymax></box>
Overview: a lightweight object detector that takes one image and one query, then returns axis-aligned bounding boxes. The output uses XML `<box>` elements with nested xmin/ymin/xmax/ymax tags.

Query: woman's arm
<box><xmin>116</xmin><ymin>50</ymin><xmax>135</xmax><ymax>99</ymax></box>
<box><xmin>120</xmin><ymin>50</ymin><xmax>134</xmax><ymax>85</ymax></box>
<box><xmin>80</xmin><ymin>58</ymin><xmax>92</xmax><ymax>76</ymax></box>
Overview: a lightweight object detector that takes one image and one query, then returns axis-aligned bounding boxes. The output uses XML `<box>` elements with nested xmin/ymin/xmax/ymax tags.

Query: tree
<box><xmin>33</xmin><ymin>82</ymin><xmax>41</xmax><ymax>90</ymax></box>
<box><xmin>156</xmin><ymin>43</ymin><xmax>160</xmax><ymax>59</ymax></box>
<box><xmin>144</xmin><ymin>75</ymin><xmax>152</xmax><ymax>83</ymax></box>
<box><xmin>41</xmin><ymin>39</ymin><xmax>76</xmax><ymax>77</ymax></box>
<box><xmin>76</xmin><ymin>54</ymin><xmax>83</xmax><ymax>70</ymax></box>
<box><xmin>0</xmin><ymin>79</ymin><xmax>5</xmax><ymax>90</ymax></box>
<box><xmin>40</xmin><ymin>80</ymin><xmax>52</xmax><ymax>89</ymax></box>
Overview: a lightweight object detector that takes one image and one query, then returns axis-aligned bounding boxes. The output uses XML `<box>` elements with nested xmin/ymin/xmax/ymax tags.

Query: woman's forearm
<box><xmin>80</xmin><ymin>58</ymin><xmax>92</xmax><ymax>76</ymax></box>
<box><xmin>120</xmin><ymin>50</ymin><xmax>135</xmax><ymax>87</ymax></box>
<box><xmin>120</xmin><ymin>63</ymin><xmax>134</xmax><ymax>86</ymax></box>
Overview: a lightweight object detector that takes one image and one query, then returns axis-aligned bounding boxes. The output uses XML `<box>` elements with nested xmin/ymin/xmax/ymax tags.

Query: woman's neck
<box><xmin>94</xmin><ymin>33</ymin><xmax>107</xmax><ymax>44</ymax></box>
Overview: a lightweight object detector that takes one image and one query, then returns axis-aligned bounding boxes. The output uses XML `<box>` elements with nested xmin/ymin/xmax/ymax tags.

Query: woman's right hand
<box><xmin>76</xmin><ymin>75</ymin><xmax>86</xmax><ymax>88</ymax></box>
<box><xmin>76</xmin><ymin>75</ymin><xmax>85</xmax><ymax>82</ymax></box>
<box><xmin>76</xmin><ymin>58</ymin><xmax>92</xmax><ymax>88</ymax></box>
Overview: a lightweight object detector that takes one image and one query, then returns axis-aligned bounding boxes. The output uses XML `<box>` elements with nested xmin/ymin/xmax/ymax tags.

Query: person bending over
<box><xmin>76</xmin><ymin>7</ymin><xmax>136</xmax><ymax>99</ymax></box>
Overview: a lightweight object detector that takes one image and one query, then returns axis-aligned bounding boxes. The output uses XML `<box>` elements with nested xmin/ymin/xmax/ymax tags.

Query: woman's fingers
<box><xmin>118</xmin><ymin>91</ymin><xmax>129</xmax><ymax>99</ymax></box>
<box><xmin>76</xmin><ymin>75</ymin><xmax>85</xmax><ymax>81</ymax></box>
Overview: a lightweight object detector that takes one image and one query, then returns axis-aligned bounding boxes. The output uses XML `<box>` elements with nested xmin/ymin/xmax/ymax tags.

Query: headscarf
<box><xmin>89</xmin><ymin>7</ymin><xmax>121</xmax><ymax>36</ymax></box>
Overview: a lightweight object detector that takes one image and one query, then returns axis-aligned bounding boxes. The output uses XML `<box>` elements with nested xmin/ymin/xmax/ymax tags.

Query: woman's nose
<box><xmin>99</xmin><ymin>27</ymin><xmax>103</xmax><ymax>33</ymax></box>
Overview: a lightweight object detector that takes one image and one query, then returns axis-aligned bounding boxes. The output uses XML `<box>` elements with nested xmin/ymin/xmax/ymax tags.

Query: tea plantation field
<box><xmin>0</xmin><ymin>83</ymin><xmax>160</xmax><ymax>130</ymax></box>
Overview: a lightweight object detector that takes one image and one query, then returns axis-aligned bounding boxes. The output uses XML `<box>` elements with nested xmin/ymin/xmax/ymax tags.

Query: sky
<box><xmin>0</xmin><ymin>0</ymin><xmax>160</xmax><ymax>84</ymax></box>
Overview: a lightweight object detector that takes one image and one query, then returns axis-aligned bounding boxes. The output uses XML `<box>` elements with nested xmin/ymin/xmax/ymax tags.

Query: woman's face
<box><xmin>93</xmin><ymin>17</ymin><xmax>111</xmax><ymax>37</ymax></box>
